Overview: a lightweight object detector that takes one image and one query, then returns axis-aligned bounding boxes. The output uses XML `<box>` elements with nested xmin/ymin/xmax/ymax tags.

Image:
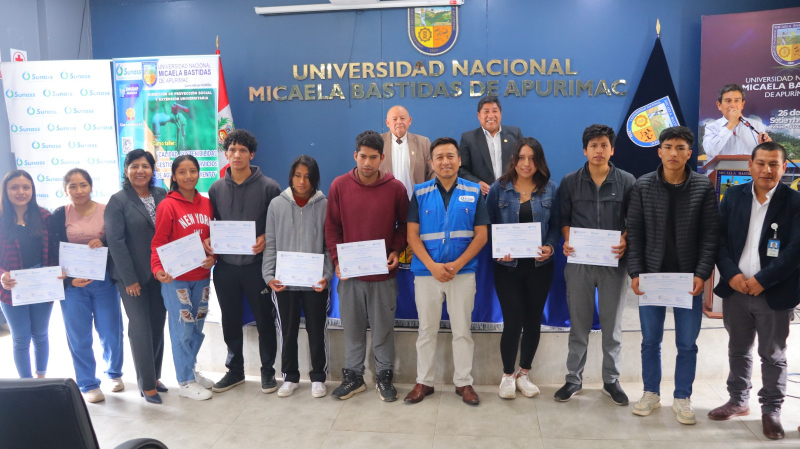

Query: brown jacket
<box><xmin>379</xmin><ymin>131</ymin><xmax>434</xmax><ymax>188</ymax></box>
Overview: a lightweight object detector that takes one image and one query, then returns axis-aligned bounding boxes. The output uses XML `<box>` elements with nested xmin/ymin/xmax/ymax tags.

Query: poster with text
<box><xmin>113</xmin><ymin>55</ymin><xmax>219</xmax><ymax>192</ymax></box>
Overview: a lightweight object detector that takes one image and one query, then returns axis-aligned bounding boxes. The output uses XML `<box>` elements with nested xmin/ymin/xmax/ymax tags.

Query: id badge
<box><xmin>767</xmin><ymin>239</ymin><xmax>780</xmax><ymax>257</ymax></box>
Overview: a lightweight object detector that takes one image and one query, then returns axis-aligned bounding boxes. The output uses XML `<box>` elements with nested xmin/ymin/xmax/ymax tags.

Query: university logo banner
<box><xmin>626</xmin><ymin>96</ymin><xmax>680</xmax><ymax>147</ymax></box>
<box><xmin>772</xmin><ymin>22</ymin><xmax>800</xmax><ymax>66</ymax></box>
<box><xmin>408</xmin><ymin>6</ymin><xmax>458</xmax><ymax>56</ymax></box>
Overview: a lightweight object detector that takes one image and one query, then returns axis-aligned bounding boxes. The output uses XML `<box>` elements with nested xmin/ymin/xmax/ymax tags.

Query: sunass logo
<box><xmin>64</xmin><ymin>106</ymin><xmax>94</xmax><ymax>115</ymax></box>
<box><xmin>16</xmin><ymin>158</ymin><xmax>23</xmax><ymax>166</ymax></box>
<box><xmin>68</xmin><ymin>141</ymin><xmax>98</xmax><ymax>149</ymax></box>
<box><xmin>43</xmin><ymin>88</ymin><xmax>72</xmax><ymax>97</ymax></box>
<box><xmin>55</xmin><ymin>190</ymin><xmax>66</xmax><ymax>198</ymax></box>
<box><xmin>87</xmin><ymin>157</ymin><xmax>117</xmax><ymax>165</ymax></box>
<box><xmin>51</xmin><ymin>158</ymin><xmax>79</xmax><ymax>166</ymax></box>
<box><xmin>17</xmin><ymin>158</ymin><xmax>45</xmax><ymax>167</ymax></box>
<box><xmin>12</xmin><ymin>124</ymin><xmax>40</xmax><ymax>133</ymax></box>
<box><xmin>115</xmin><ymin>63</ymin><xmax>143</xmax><ymax>81</ymax></box>
<box><xmin>27</xmin><ymin>107</ymin><xmax>56</xmax><ymax>115</ymax></box>
<box><xmin>48</xmin><ymin>123</ymin><xmax>76</xmax><ymax>132</ymax></box>
<box><xmin>61</xmin><ymin>72</ymin><xmax>69</xmax><ymax>79</ymax></box>
<box><xmin>37</xmin><ymin>174</ymin><xmax>64</xmax><ymax>183</ymax></box>
<box><xmin>22</xmin><ymin>72</ymin><xmax>31</xmax><ymax>80</ymax></box>
<box><xmin>21</xmin><ymin>71</ymin><xmax>52</xmax><ymax>81</ymax></box>
<box><xmin>31</xmin><ymin>141</ymin><xmax>40</xmax><ymax>149</ymax></box>
<box><xmin>5</xmin><ymin>89</ymin><xmax>35</xmax><ymax>99</ymax></box>
<box><xmin>31</xmin><ymin>141</ymin><xmax>60</xmax><ymax>150</ymax></box>
<box><xmin>80</xmin><ymin>88</ymin><xmax>109</xmax><ymax>97</ymax></box>
<box><xmin>37</xmin><ymin>174</ymin><xmax>45</xmax><ymax>182</ymax></box>
<box><xmin>84</xmin><ymin>122</ymin><xmax>114</xmax><ymax>131</ymax></box>
<box><xmin>26</xmin><ymin>107</ymin><xmax>35</xmax><ymax>115</ymax></box>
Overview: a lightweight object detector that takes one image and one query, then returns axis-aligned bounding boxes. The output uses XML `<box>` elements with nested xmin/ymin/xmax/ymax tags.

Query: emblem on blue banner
<box><xmin>142</xmin><ymin>61</ymin><xmax>158</xmax><ymax>87</ymax></box>
<box><xmin>772</xmin><ymin>22</ymin><xmax>800</xmax><ymax>67</ymax></box>
<box><xmin>625</xmin><ymin>96</ymin><xmax>680</xmax><ymax>147</ymax></box>
<box><xmin>408</xmin><ymin>6</ymin><xmax>458</xmax><ymax>56</ymax></box>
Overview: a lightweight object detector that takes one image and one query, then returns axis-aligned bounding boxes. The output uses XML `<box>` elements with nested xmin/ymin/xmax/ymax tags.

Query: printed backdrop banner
<box><xmin>113</xmin><ymin>55</ymin><xmax>219</xmax><ymax>192</ymax></box>
<box><xmin>2</xmin><ymin>60</ymin><xmax>119</xmax><ymax>209</ymax></box>
<box><xmin>699</xmin><ymin>7</ymin><xmax>800</xmax><ymax>160</ymax></box>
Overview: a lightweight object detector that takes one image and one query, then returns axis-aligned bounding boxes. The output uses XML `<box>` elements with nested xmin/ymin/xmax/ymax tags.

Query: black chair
<box><xmin>0</xmin><ymin>378</ymin><xmax>167</xmax><ymax>449</ymax></box>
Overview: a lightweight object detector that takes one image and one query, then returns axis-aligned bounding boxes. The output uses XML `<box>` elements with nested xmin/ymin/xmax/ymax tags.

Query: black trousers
<box><xmin>118</xmin><ymin>277</ymin><xmax>166</xmax><ymax>392</ymax></box>
<box><xmin>273</xmin><ymin>289</ymin><xmax>329</xmax><ymax>383</ymax></box>
<box><xmin>213</xmin><ymin>259</ymin><xmax>277</xmax><ymax>377</ymax></box>
<box><xmin>493</xmin><ymin>259</ymin><xmax>555</xmax><ymax>374</ymax></box>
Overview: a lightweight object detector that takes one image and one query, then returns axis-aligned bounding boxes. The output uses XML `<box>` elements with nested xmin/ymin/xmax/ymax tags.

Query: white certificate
<box><xmin>275</xmin><ymin>251</ymin><xmax>324</xmax><ymax>287</ymax></box>
<box><xmin>567</xmin><ymin>227</ymin><xmax>621</xmax><ymax>267</ymax></box>
<box><xmin>156</xmin><ymin>233</ymin><xmax>207</xmax><ymax>278</ymax></box>
<box><xmin>11</xmin><ymin>266</ymin><xmax>65</xmax><ymax>306</ymax></box>
<box><xmin>492</xmin><ymin>223</ymin><xmax>542</xmax><ymax>259</ymax></box>
<box><xmin>210</xmin><ymin>220</ymin><xmax>256</xmax><ymax>255</ymax></box>
<box><xmin>639</xmin><ymin>273</ymin><xmax>694</xmax><ymax>309</ymax></box>
<box><xmin>59</xmin><ymin>242</ymin><xmax>108</xmax><ymax>281</ymax></box>
<box><xmin>336</xmin><ymin>239</ymin><xmax>389</xmax><ymax>278</ymax></box>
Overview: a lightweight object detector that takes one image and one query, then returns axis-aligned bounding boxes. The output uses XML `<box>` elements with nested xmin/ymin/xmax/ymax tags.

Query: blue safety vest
<box><xmin>411</xmin><ymin>178</ymin><xmax>481</xmax><ymax>276</ymax></box>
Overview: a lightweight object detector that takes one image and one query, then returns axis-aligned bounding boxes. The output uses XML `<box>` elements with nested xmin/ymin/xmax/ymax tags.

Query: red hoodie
<box><xmin>325</xmin><ymin>169</ymin><xmax>409</xmax><ymax>282</ymax></box>
<box><xmin>151</xmin><ymin>190</ymin><xmax>214</xmax><ymax>281</ymax></box>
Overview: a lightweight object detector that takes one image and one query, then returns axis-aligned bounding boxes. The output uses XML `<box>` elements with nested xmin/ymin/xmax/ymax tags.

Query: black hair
<box><xmin>122</xmin><ymin>149</ymin><xmax>156</xmax><ymax>188</ymax></box>
<box><xmin>658</xmin><ymin>126</ymin><xmax>695</xmax><ymax>148</ymax></box>
<box><xmin>429</xmin><ymin>137</ymin><xmax>459</xmax><ymax>157</ymax></box>
<box><xmin>582</xmin><ymin>124</ymin><xmax>616</xmax><ymax>149</ymax></box>
<box><xmin>63</xmin><ymin>168</ymin><xmax>93</xmax><ymax>191</ymax></box>
<box><xmin>0</xmin><ymin>170</ymin><xmax>44</xmax><ymax>238</ymax></box>
<box><xmin>498</xmin><ymin>137</ymin><xmax>551</xmax><ymax>193</ymax></box>
<box><xmin>223</xmin><ymin>129</ymin><xmax>258</xmax><ymax>154</ymax></box>
<box><xmin>752</xmin><ymin>141</ymin><xmax>788</xmax><ymax>163</ymax></box>
<box><xmin>717</xmin><ymin>84</ymin><xmax>745</xmax><ymax>103</ymax></box>
<box><xmin>170</xmin><ymin>155</ymin><xmax>200</xmax><ymax>192</ymax></box>
<box><xmin>355</xmin><ymin>130</ymin><xmax>384</xmax><ymax>155</ymax></box>
<box><xmin>289</xmin><ymin>155</ymin><xmax>321</xmax><ymax>196</ymax></box>
<box><xmin>477</xmin><ymin>95</ymin><xmax>501</xmax><ymax>113</ymax></box>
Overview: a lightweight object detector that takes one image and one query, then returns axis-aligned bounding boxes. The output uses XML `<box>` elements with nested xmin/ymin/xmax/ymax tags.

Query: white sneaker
<box><xmin>672</xmin><ymin>397</ymin><xmax>697</xmax><ymax>425</ymax></box>
<box><xmin>312</xmin><ymin>382</ymin><xmax>327</xmax><ymax>398</ymax></box>
<box><xmin>109</xmin><ymin>377</ymin><xmax>125</xmax><ymax>392</ymax></box>
<box><xmin>278</xmin><ymin>381</ymin><xmax>298</xmax><ymax>397</ymax></box>
<box><xmin>499</xmin><ymin>375</ymin><xmax>516</xmax><ymax>399</ymax></box>
<box><xmin>515</xmin><ymin>373</ymin><xmax>540</xmax><ymax>398</ymax></box>
<box><xmin>632</xmin><ymin>391</ymin><xmax>661</xmax><ymax>416</ymax></box>
<box><xmin>84</xmin><ymin>388</ymin><xmax>105</xmax><ymax>403</ymax></box>
<box><xmin>179</xmin><ymin>382</ymin><xmax>212</xmax><ymax>401</ymax></box>
<box><xmin>194</xmin><ymin>370</ymin><xmax>214</xmax><ymax>389</ymax></box>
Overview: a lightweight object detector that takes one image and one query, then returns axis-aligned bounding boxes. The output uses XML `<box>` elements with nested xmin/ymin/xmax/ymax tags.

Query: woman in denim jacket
<box><xmin>486</xmin><ymin>137</ymin><xmax>560</xmax><ymax>400</ymax></box>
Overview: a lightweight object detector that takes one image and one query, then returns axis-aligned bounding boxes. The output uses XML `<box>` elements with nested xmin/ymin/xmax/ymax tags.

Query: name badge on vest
<box><xmin>458</xmin><ymin>195</ymin><xmax>475</xmax><ymax>203</ymax></box>
<box><xmin>767</xmin><ymin>223</ymin><xmax>779</xmax><ymax>258</ymax></box>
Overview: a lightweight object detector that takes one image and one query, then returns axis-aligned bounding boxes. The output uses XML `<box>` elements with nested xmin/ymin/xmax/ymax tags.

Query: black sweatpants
<box><xmin>213</xmin><ymin>259</ymin><xmax>277</xmax><ymax>377</ymax></box>
<box><xmin>273</xmin><ymin>289</ymin><xmax>329</xmax><ymax>383</ymax></box>
<box><xmin>493</xmin><ymin>259</ymin><xmax>555</xmax><ymax>374</ymax></box>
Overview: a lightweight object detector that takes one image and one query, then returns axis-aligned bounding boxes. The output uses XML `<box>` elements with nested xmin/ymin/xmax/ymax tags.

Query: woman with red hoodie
<box><xmin>151</xmin><ymin>155</ymin><xmax>216</xmax><ymax>401</ymax></box>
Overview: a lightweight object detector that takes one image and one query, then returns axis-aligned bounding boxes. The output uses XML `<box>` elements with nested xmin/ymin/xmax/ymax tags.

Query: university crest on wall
<box><xmin>408</xmin><ymin>6</ymin><xmax>459</xmax><ymax>56</ymax></box>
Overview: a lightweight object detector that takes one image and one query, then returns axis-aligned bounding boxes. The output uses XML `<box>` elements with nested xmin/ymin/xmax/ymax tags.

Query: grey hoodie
<box><xmin>209</xmin><ymin>165</ymin><xmax>281</xmax><ymax>266</ymax></box>
<box><xmin>262</xmin><ymin>187</ymin><xmax>334</xmax><ymax>290</ymax></box>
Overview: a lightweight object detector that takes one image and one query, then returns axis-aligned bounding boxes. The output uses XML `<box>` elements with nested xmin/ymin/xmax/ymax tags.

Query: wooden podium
<box><xmin>701</xmin><ymin>155</ymin><xmax>752</xmax><ymax>318</ymax></box>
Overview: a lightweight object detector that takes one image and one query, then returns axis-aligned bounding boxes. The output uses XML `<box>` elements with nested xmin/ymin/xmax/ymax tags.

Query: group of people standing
<box><xmin>0</xmin><ymin>87</ymin><xmax>797</xmax><ymax>440</ymax></box>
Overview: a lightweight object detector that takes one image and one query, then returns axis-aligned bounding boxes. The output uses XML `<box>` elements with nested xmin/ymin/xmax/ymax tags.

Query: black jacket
<box><xmin>46</xmin><ymin>205</ymin><xmax>113</xmax><ymax>289</ymax></box>
<box><xmin>559</xmin><ymin>162</ymin><xmax>636</xmax><ymax>234</ymax></box>
<box><xmin>714</xmin><ymin>182</ymin><xmax>800</xmax><ymax>310</ymax></box>
<box><xmin>626</xmin><ymin>165</ymin><xmax>719</xmax><ymax>280</ymax></box>
<box><xmin>457</xmin><ymin>126</ymin><xmax>523</xmax><ymax>185</ymax></box>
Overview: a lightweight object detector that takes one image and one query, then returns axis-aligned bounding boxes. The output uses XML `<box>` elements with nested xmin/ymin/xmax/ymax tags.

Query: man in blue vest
<box><xmin>403</xmin><ymin>137</ymin><xmax>490</xmax><ymax>405</ymax></box>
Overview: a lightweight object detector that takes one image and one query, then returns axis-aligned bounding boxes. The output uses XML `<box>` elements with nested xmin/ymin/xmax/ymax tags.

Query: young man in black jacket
<box><xmin>708</xmin><ymin>142</ymin><xmax>800</xmax><ymax>440</ymax></box>
<box><xmin>627</xmin><ymin>126</ymin><xmax>718</xmax><ymax>425</ymax></box>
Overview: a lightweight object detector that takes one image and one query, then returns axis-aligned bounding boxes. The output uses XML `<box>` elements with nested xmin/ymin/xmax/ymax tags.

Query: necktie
<box><xmin>396</xmin><ymin>138</ymin><xmax>402</xmax><ymax>144</ymax></box>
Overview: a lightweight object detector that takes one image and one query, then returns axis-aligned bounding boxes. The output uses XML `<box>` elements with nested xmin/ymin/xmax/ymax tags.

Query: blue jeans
<box><xmin>0</xmin><ymin>300</ymin><xmax>53</xmax><ymax>377</ymax></box>
<box><xmin>162</xmin><ymin>279</ymin><xmax>210</xmax><ymax>385</ymax></box>
<box><xmin>639</xmin><ymin>295</ymin><xmax>703</xmax><ymax>398</ymax></box>
<box><xmin>61</xmin><ymin>271</ymin><xmax>124</xmax><ymax>393</ymax></box>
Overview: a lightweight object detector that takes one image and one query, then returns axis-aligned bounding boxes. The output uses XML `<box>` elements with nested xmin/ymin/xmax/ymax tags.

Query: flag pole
<box><xmin>656</xmin><ymin>18</ymin><xmax>661</xmax><ymax>38</ymax></box>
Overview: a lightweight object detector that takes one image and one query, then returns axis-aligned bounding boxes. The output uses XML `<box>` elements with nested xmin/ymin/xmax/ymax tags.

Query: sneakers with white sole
<box><xmin>673</xmin><ymin>397</ymin><xmax>697</xmax><ymax>425</ymax></box>
<box><xmin>179</xmin><ymin>382</ymin><xmax>212</xmax><ymax>401</ymax></box>
<box><xmin>499</xmin><ymin>375</ymin><xmax>516</xmax><ymax>399</ymax></box>
<box><xmin>312</xmin><ymin>382</ymin><xmax>327</xmax><ymax>398</ymax></box>
<box><xmin>515</xmin><ymin>373</ymin><xmax>540</xmax><ymax>398</ymax></box>
<box><xmin>84</xmin><ymin>388</ymin><xmax>105</xmax><ymax>403</ymax></box>
<box><xmin>194</xmin><ymin>370</ymin><xmax>214</xmax><ymax>389</ymax></box>
<box><xmin>109</xmin><ymin>377</ymin><xmax>125</xmax><ymax>392</ymax></box>
<box><xmin>278</xmin><ymin>381</ymin><xmax>298</xmax><ymax>397</ymax></box>
<box><xmin>632</xmin><ymin>391</ymin><xmax>661</xmax><ymax>416</ymax></box>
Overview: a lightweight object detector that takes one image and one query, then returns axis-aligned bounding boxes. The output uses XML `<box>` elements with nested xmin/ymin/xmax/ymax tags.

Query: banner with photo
<box><xmin>113</xmin><ymin>55</ymin><xmax>219</xmax><ymax>192</ymax></box>
<box><xmin>699</xmin><ymin>7</ymin><xmax>800</xmax><ymax>160</ymax></box>
<box><xmin>1</xmin><ymin>60</ymin><xmax>118</xmax><ymax>209</ymax></box>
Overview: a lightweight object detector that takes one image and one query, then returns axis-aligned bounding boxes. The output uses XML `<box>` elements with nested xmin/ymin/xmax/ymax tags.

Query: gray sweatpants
<box><xmin>337</xmin><ymin>278</ymin><xmax>398</xmax><ymax>375</ymax></box>
<box><xmin>564</xmin><ymin>262</ymin><xmax>628</xmax><ymax>384</ymax></box>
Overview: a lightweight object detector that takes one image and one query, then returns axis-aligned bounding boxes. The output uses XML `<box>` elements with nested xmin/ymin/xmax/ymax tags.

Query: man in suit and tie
<box><xmin>458</xmin><ymin>95</ymin><xmax>523</xmax><ymax>195</ymax></box>
<box><xmin>709</xmin><ymin>142</ymin><xmax>800</xmax><ymax>440</ymax></box>
<box><xmin>380</xmin><ymin>105</ymin><xmax>433</xmax><ymax>198</ymax></box>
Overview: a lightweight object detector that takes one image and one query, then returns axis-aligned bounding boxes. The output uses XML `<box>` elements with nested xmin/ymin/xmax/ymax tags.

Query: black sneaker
<box><xmin>261</xmin><ymin>373</ymin><xmax>278</xmax><ymax>394</ymax></box>
<box><xmin>331</xmin><ymin>369</ymin><xmax>366</xmax><ymax>400</ymax></box>
<box><xmin>376</xmin><ymin>370</ymin><xmax>398</xmax><ymax>402</ymax></box>
<box><xmin>553</xmin><ymin>382</ymin><xmax>582</xmax><ymax>402</ymax></box>
<box><xmin>602</xmin><ymin>380</ymin><xmax>629</xmax><ymax>405</ymax></box>
<box><xmin>211</xmin><ymin>371</ymin><xmax>245</xmax><ymax>393</ymax></box>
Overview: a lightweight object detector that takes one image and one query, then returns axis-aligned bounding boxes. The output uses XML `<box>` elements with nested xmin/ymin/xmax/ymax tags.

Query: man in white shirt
<box><xmin>703</xmin><ymin>84</ymin><xmax>771</xmax><ymax>160</ymax></box>
<box><xmin>380</xmin><ymin>105</ymin><xmax>433</xmax><ymax>198</ymax></box>
<box><xmin>710</xmin><ymin>142</ymin><xmax>800</xmax><ymax>440</ymax></box>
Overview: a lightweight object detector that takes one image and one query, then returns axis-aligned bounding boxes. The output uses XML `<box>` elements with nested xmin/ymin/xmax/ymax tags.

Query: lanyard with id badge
<box><xmin>767</xmin><ymin>223</ymin><xmax>780</xmax><ymax>258</ymax></box>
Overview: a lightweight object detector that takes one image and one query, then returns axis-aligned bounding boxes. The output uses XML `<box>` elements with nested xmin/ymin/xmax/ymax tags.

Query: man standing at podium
<box><xmin>703</xmin><ymin>84</ymin><xmax>771</xmax><ymax>160</ymax></box>
<box><xmin>709</xmin><ymin>142</ymin><xmax>800</xmax><ymax>441</ymax></box>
